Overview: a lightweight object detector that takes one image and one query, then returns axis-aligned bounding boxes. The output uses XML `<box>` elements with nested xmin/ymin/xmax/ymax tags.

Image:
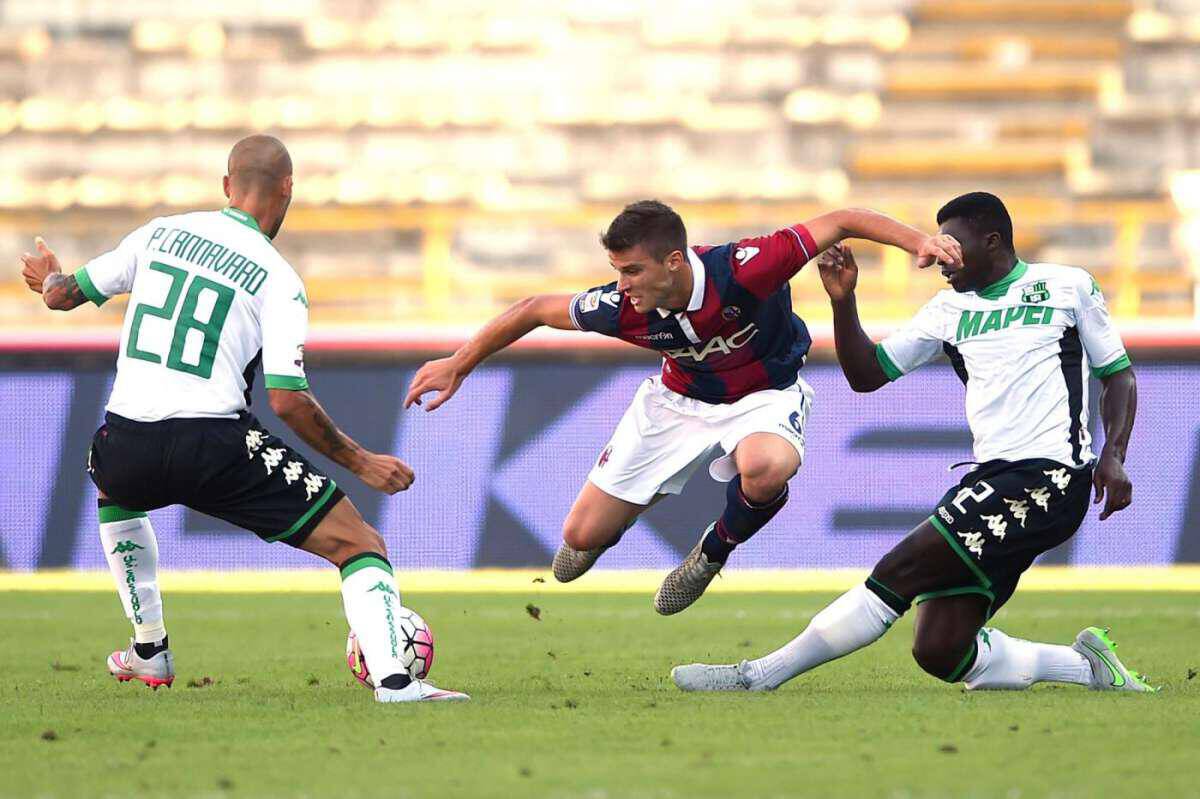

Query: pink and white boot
<box><xmin>107</xmin><ymin>640</ymin><xmax>174</xmax><ymax>689</ymax></box>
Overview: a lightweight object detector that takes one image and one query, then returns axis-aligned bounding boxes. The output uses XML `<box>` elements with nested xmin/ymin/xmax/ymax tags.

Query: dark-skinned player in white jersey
<box><xmin>673</xmin><ymin>192</ymin><xmax>1155</xmax><ymax>693</ymax></box>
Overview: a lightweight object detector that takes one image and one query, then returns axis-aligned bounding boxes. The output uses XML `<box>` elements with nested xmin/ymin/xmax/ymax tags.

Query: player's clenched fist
<box><xmin>404</xmin><ymin>356</ymin><xmax>467</xmax><ymax>411</ymax></box>
<box><xmin>817</xmin><ymin>244</ymin><xmax>859</xmax><ymax>302</ymax></box>
<box><xmin>355</xmin><ymin>452</ymin><xmax>415</xmax><ymax>494</ymax></box>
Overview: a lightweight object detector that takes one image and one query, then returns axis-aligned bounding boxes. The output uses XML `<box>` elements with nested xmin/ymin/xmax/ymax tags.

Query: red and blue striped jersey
<box><xmin>569</xmin><ymin>224</ymin><xmax>818</xmax><ymax>403</ymax></box>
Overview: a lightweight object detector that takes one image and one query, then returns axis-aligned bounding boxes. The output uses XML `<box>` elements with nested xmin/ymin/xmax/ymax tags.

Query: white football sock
<box><xmin>962</xmin><ymin>627</ymin><xmax>1092</xmax><ymax>690</ymax></box>
<box><xmin>747</xmin><ymin>583</ymin><xmax>901</xmax><ymax>690</ymax></box>
<box><xmin>340</xmin><ymin>555</ymin><xmax>409</xmax><ymax>682</ymax></box>
<box><xmin>98</xmin><ymin>509</ymin><xmax>166</xmax><ymax>644</ymax></box>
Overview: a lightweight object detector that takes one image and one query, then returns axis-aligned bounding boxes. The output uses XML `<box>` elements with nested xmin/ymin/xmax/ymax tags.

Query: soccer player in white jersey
<box><xmin>19</xmin><ymin>135</ymin><xmax>467</xmax><ymax>703</ymax></box>
<box><xmin>673</xmin><ymin>192</ymin><xmax>1157</xmax><ymax>693</ymax></box>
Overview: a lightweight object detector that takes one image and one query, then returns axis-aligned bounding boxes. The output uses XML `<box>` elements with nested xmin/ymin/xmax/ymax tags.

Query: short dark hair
<box><xmin>936</xmin><ymin>191</ymin><xmax>1014</xmax><ymax>251</ymax></box>
<box><xmin>600</xmin><ymin>200</ymin><xmax>687</xmax><ymax>261</ymax></box>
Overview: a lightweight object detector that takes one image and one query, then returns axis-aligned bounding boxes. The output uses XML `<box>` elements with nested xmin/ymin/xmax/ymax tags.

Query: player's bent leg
<box><xmin>673</xmin><ymin>519</ymin><xmax>977</xmax><ymax>691</ymax></box>
<box><xmin>554</xmin><ymin>481</ymin><xmax>652</xmax><ymax>583</ymax></box>
<box><xmin>910</xmin><ymin>593</ymin><xmax>990</xmax><ymax>683</ymax></box>
<box><xmin>302</xmin><ymin>498</ymin><xmax>470</xmax><ymax>703</ymax></box>
<box><xmin>97</xmin><ymin>497</ymin><xmax>173</xmax><ymax>688</ymax></box>
<box><xmin>656</xmin><ymin>434</ymin><xmax>797</xmax><ymax>615</ymax></box>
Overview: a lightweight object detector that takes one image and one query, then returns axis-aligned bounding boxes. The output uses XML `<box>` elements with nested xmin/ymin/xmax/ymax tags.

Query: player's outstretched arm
<box><xmin>817</xmin><ymin>245</ymin><xmax>888</xmax><ymax>392</ymax></box>
<box><xmin>804</xmin><ymin>208</ymin><xmax>961</xmax><ymax>268</ymax></box>
<box><xmin>404</xmin><ymin>294</ymin><xmax>576</xmax><ymax>411</ymax></box>
<box><xmin>20</xmin><ymin>238</ymin><xmax>87</xmax><ymax>310</ymax></box>
<box><xmin>1093</xmin><ymin>368</ymin><xmax>1136</xmax><ymax>520</ymax></box>
<box><xmin>268</xmin><ymin>388</ymin><xmax>414</xmax><ymax>494</ymax></box>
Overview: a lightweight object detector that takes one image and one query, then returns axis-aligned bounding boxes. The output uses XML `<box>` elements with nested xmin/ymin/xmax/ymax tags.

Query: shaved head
<box><xmin>227</xmin><ymin>134</ymin><xmax>292</xmax><ymax>193</ymax></box>
<box><xmin>224</xmin><ymin>134</ymin><xmax>293</xmax><ymax>239</ymax></box>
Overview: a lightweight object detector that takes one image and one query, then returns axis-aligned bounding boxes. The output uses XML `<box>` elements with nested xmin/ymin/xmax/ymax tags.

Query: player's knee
<box><xmin>738</xmin><ymin>454</ymin><xmax>795</xmax><ymax>503</ymax></box>
<box><xmin>911</xmin><ymin>638</ymin><xmax>966</xmax><ymax>682</ymax></box>
<box><xmin>561</xmin><ymin>517</ymin><xmax>604</xmax><ymax>551</ymax></box>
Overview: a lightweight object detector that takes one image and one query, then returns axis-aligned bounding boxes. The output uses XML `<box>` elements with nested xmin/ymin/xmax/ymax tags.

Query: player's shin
<box><xmin>961</xmin><ymin>627</ymin><xmax>1091</xmax><ymax>690</ymax></box>
<box><xmin>746</xmin><ymin>581</ymin><xmax>904</xmax><ymax>689</ymax></box>
<box><xmin>701</xmin><ymin>475</ymin><xmax>788</xmax><ymax>563</ymax></box>
<box><xmin>98</xmin><ymin>504</ymin><xmax>166</xmax><ymax>648</ymax></box>
<box><xmin>339</xmin><ymin>553</ymin><xmax>411</xmax><ymax>688</ymax></box>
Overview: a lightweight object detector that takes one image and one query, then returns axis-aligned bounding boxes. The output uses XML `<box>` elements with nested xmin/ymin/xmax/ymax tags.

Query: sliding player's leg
<box><xmin>672</xmin><ymin>519</ymin><xmax>972</xmax><ymax>690</ymax></box>
<box><xmin>300</xmin><ymin>497</ymin><xmax>468</xmax><ymax>703</ymax></box>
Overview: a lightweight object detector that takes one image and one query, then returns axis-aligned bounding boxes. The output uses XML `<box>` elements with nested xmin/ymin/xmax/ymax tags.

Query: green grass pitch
<box><xmin>1</xmin><ymin>590</ymin><xmax>1196</xmax><ymax>799</ymax></box>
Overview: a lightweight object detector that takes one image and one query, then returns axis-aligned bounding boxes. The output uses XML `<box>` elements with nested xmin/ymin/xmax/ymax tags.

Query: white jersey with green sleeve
<box><xmin>874</xmin><ymin>260</ymin><xmax>1130</xmax><ymax>468</ymax></box>
<box><xmin>74</xmin><ymin>206</ymin><xmax>310</xmax><ymax>422</ymax></box>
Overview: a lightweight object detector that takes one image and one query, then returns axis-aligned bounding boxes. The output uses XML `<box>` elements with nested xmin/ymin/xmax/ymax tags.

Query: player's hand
<box><xmin>404</xmin><ymin>356</ymin><xmax>467</xmax><ymax>411</ymax></box>
<box><xmin>816</xmin><ymin>244</ymin><xmax>859</xmax><ymax>301</ymax></box>
<box><xmin>915</xmin><ymin>233</ymin><xmax>961</xmax><ymax>269</ymax></box>
<box><xmin>355</xmin><ymin>452</ymin><xmax>415</xmax><ymax>494</ymax></box>
<box><xmin>20</xmin><ymin>237</ymin><xmax>61</xmax><ymax>294</ymax></box>
<box><xmin>1092</xmin><ymin>453</ymin><xmax>1132</xmax><ymax>521</ymax></box>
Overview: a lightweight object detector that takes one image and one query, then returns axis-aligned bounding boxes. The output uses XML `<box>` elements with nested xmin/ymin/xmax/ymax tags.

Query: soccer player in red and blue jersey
<box><xmin>405</xmin><ymin>200</ymin><xmax>959</xmax><ymax>614</ymax></box>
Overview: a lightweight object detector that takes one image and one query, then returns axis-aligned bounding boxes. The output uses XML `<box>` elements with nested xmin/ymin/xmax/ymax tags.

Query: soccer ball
<box><xmin>346</xmin><ymin>606</ymin><xmax>435</xmax><ymax>687</ymax></box>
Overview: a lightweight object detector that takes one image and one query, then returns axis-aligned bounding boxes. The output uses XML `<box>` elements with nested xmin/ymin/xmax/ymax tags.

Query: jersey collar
<box><xmin>976</xmin><ymin>258</ymin><xmax>1027</xmax><ymax>300</ymax></box>
<box><xmin>221</xmin><ymin>206</ymin><xmax>263</xmax><ymax>234</ymax></box>
<box><xmin>656</xmin><ymin>248</ymin><xmax>706</xmax><ymax>317</ymax></box>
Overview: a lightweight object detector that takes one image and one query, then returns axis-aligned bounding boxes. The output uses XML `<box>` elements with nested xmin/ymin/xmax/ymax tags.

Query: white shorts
<box><xmin>587</xmin><ymin>374</ymin><xmax>815</xmax><ymax>506</ymax></box>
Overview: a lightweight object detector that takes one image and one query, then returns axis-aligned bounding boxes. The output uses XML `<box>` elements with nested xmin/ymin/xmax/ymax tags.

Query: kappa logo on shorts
<box><xmin>1043</xmin><ymin>468</ymin><xmax>1071</xmax><ymax>494</ymax></box>
<box><xmin>303</xmin><ymin>472</ymin><xmax>326</xmax><ymax>501</ymax></box>
<box><xmin>981</xmin><ymin>514</ymin><xmax>1008</xmax><ymax>541</ymax></box>
<box><xmin>937</xmin><ymin>506</ymin><xmax>954</xmax><ymax>525</ymax></box>
<box><xmin>261</xmin><ymin>447</ymin><xmax>285</xmax><ymax>475</ymax></box>
<box><xmin>245</xmin><ymin>429</ymin><xmax>266</xmax><ymax>459</ymax></box>
<box><xmin>283</xmin><ymin>461</ymin><xmax>303</xmax><ymax>485</ymax></box>
<box><xmin>598</xmin><ymin>445</ymin><xmax>612</xmax><ymax>468</ymax></box>
<box><xmin>1003</xmin><ymin>498</ymin><xmax>1029</xmax><ymax>527</ymax></box>
<box><xmin>958</xmin><ymin>530</ymin><xmax>986</xmax><ymax>557</ymax></box>
<box><xmin>1025</xmin><ymin>486</ymin><xmax>1052</xmax><ymax>511</ymax></box>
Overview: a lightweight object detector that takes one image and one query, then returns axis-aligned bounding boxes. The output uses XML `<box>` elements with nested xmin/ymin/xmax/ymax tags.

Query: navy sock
<box><xmin>134</xmin><ymin>636</ymin><xmax>168</xmax><ymax>659</ymax></box>
<box><xmin>700</xmin><ymin>475</ymin><xmax>789</xmax><ymax>564</ymax></box>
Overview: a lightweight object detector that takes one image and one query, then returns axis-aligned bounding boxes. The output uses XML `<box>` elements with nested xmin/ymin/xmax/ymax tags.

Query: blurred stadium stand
<box><xmin>0</xmin><ymin>0</ymin><xmax>1198</xmax><ymax>333</ymax></box>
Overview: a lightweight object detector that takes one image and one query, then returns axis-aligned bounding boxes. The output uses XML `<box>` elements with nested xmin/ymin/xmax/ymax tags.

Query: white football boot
<box><xmin>1071</xmin><ymin>627</ymin><xmax>1159</xmax><ymax>692</ymax></box>
<box><xmin>671</xmin><ymin>659</ymin><xmax>757</xmax><ymax>692</ymax></box>
<box><xmin>107</xmin><ymin>639</ymin><xmax>174</xmax><ymax>689</ymax></box>
<box><xmin>374</xmin><ymin>680</ymin><xmax>470</xmax><ymax>703</ymax></box>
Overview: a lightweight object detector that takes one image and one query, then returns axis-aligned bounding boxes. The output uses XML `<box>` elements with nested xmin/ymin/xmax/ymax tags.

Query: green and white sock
<box><xmin>962</xmin><ymin>627</ymin><xmax>1091</xmax><ymax>690</ymax></box>
<box><xmin>98</xmin><ymin>506</ymin><xmax>166</xmax><ymax>644</ymax></box>
<box><xmin>339</xmin><ymin>554</ymin><xmax>408</xmax><ymax>684</ymax></box>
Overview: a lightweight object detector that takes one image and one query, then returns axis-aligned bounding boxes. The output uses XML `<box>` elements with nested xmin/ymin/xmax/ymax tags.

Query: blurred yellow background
<box><xmin>2</xmin><ymin>0</ymin><xmax>1199</xmax><ymax>335</ymax></box>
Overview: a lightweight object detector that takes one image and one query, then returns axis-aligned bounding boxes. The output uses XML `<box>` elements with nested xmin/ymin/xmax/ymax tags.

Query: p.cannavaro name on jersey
<box><xmin>146</xmin><ymin>225</ymin><xmax>268</xmax><ymax>296</ymax></box>
<box><xmin>955</xmin><ymin>304</ymin><xmax>1055</xmax><ymax>343</ymax></box>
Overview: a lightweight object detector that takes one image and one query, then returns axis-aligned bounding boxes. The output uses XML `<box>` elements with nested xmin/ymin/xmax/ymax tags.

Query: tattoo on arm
<box><xmin>272</xmin><ymin>389</ymin><xmax>365</xmax><ymax>471</ymax></box>
<box><xmin>42</xmin><ymin>274</ymin><xmax>87</xmax><ymax>311</ymax></box>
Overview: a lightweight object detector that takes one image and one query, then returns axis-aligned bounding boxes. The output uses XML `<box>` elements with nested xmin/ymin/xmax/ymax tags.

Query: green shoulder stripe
<box><xmin>73</xmin><ymin>267</ymin><xmax>108</xmax><ymax>306</ymax></box>
<box><xmin>264</xmin><ymin>374</ymin><xmax>309</xmax><ymax>391</ymax></box>
<box><xmin>875</xmin><ymin>344</ymin><xmax>903</xmax><ymax>381</ymax></box>
<box><xmin>1091</xmin><ymin>354</ymin><xmax>1132</xmax><ymax>379</ymax></box>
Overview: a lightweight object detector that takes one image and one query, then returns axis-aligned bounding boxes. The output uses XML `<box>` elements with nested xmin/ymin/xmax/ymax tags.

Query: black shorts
<box><xmin>923</xmin><ymin>458</ymin><xmax>1093</xmax><ymax>614</ymax></box>
<box><xmin>88</xmin><ymin>411</ymin><xmax>344</xmax><ymax>548</ymax></box>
